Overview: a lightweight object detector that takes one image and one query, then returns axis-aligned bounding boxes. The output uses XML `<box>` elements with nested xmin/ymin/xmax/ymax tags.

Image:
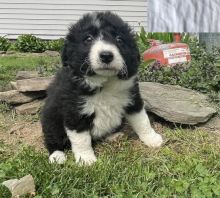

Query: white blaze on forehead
<box><xmin>89</xmin><ymin>40</ymin><xmax>124</xmax><ymax>74</ymax></box>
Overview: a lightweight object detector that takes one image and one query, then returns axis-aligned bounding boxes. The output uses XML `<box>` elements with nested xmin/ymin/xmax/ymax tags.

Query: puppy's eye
<box><xmin>84</xmin><ymin>35</ymin><xmax>94</xmax><ymax>43</ymax></box>
<box><xmin>116</xmin><ymin>36</ymin><xmax>123</xmax><ymax>44</ymax></box>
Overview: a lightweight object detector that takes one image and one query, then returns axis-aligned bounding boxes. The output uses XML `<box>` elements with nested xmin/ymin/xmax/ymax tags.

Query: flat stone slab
<box><xmin>16</xmin><ymin>77</ymin><xmax>53</xmax><ymax>92</ymax></box>
<box><xmin>16</xmin><ymin>71</ymin><xmax>40</xmax><ymax>80</ymax></box>
<box><xmin>2</xmin><ymin>174</ymin><xmax>35</xmax><ymax>197</ymax></box>
<box><xmin>44</xmin><ymin>50</ymin><xmax>60</xmax><ymax>57</ymax></box>
<box><xmin>139</xmin><ymin>82</ymin><xmax>216</xmax><ymax>125</ymax></box>
<box><xmin>0</xmin><ymin>90</ymin><xmax>45</xmax><ymax>104</ymax></box>
<box><xmin>15</xmin><ymin>100</ymin><xmax>44</xmax><ymax>114</ymax></box>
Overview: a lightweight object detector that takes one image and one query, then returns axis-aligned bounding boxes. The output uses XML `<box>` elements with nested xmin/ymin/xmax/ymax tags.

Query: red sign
<box><xmin>143</xmin><ymin>42</ymin><xmax>191</xmax><ymax>67</ymax></box>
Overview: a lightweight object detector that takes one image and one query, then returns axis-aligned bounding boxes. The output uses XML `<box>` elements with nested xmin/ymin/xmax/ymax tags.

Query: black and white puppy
<box><xmin>41</xmin><ymin>12</ymin><xmax>163</xmax><ymax>165</ymax></box>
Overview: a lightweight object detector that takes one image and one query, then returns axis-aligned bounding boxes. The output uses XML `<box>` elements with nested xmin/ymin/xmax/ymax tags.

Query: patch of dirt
<box><xmin>1</xmin><ymin>116</ymin><xmax>167</xmax><ymax>152</ymax></box>
<box><xmin>0</xmin><ymin>120</ymin><xmax>44</xmax><ymax>150</ymax></box>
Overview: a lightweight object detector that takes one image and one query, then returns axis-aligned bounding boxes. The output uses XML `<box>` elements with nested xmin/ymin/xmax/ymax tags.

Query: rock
<box><xmin>15</xmin><ymin>100</ymin><xmax>44</xmax><ymax>114</ymax></box>
<box><xmin>0</xmin><ymin>51</ymin><xmax>6</xmax><ymax>54</ymax></box>
<box><xmin>2</xmin><ymin>174</ymin><xmax>35</xmax><ymax>197</ymax></box>
<box><xmin>16</xmin><ymin>76</ymin><xmax>54</xmax><ymax>92</ymax></box>
<box><xmin>6</xmin><ymin>51</ymin><xmax>16</xmax><ymax>54</ymax></box>
<box><xmin>0</xmin><ymin>90</ymin><xmax>45</xmax><ymax>104</ymax></box>
<box><xmin>44</xmin><ymin>50</ymin><xmax>60</xmax><ymax>57</ymax></box>
<box><xmin>139</xmin><ymin>82</ymin><xmax>216</xmax><ymax>125</ymax></box>
<box><xmin>16</xmin><ymin>71</ymin><xmax>40</xmax><ymax>80</ymax></box>
<box><xmin>9</xmin><ymin>81</ymin><xmax>17</xmax><ymax>90</ymax></box>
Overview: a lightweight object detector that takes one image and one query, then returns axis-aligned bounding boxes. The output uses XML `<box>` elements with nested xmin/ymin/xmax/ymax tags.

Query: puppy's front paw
<box><xmin>49</xmin><ymin>151</ymin><xmax>67</xmax><ymax>164</ymax></box>
<box><xmin>75</xmin><ymin>152</ymin><xmax>97</xmax><ymax>166</ymax></box>
<box><xmin>141</xmin><ymin>130</ymin><xmax>163</xmax><ymax>148</ymax></box>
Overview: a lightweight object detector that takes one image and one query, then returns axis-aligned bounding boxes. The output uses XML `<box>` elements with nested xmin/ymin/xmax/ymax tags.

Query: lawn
<box><xmin>0</xmin><ymin>129</ymin><xmax>220</xmax><ymax>197</ymax></box>
<box><xmin>0</xmin><ymin>54</ymin><xmax>220</xmax><ymax>198</ymax></box>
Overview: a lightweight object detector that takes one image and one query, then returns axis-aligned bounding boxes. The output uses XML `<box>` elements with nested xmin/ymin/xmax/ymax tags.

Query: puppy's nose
<box><xmin>99</xmin><ymin>51</ymin><xmax>114</xmax><ymax>64</ymax></box>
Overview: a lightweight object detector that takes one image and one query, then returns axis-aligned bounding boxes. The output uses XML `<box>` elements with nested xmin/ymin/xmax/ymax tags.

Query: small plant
<box><xmin>45</xmin><ymin>38</ymin><xmax>64</xmax><ymax>52</ymax></box>
<box><xmin>0</xmin><ymin>36</ymin><xmax>11</xmax><ymax>51</ymax></box>
<box><xmin>7</xmin><ymin>42</ymin><xmax>18</xmax><ymax>51</ymax></box>
<box><xmin>15</xmin><ymin>34</ymin><xmax>46</xmax><ymax>53</ymax></box>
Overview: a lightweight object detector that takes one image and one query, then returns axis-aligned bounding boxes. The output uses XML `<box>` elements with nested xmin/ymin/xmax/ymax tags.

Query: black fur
<box><xmin>41</xmin><ymin>12</ymin><xmax>144</xmax><ymax>154</ymax></box>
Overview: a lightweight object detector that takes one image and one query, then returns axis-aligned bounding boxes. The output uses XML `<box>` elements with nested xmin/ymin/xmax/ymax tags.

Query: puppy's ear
<box><xmin>61</xmin><ymin>42</ymin><xmax>68</xmax><ymax>67</ymax></box>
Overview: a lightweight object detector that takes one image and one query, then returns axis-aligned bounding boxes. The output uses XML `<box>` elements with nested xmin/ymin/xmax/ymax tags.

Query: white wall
<box><xmin>0</xmin><ymin>0</ymin><xmax>147</xmax><ymax>39</ymax></box>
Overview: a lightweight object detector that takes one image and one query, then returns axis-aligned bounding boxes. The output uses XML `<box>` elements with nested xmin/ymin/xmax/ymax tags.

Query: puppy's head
<box><xmin>62</xmin><ymin>12</ymin><xmax>140</xmax><ymax>79</ymax></box>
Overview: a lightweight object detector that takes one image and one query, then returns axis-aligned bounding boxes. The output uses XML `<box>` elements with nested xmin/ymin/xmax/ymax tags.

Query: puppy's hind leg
<box><xmin>66</xmin><ymin>128</ymin><xmax>97</xmax><ymax>165</ymax></box>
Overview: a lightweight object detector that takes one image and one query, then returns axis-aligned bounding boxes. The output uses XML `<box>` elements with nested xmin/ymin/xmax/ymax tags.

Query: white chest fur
<box><xmin>81</xmin><ymin>76</ymin><xmax>135</xmax><ymax>138</ymax></box>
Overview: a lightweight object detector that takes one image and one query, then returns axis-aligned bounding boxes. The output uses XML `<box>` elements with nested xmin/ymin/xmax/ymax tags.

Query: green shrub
<box><xmin>14</xmin><ymin>35</ymin><xmax>64</xmax><ymax>52</ymax></box>
<box><xmin>0</xmin><ymin>37</ymin><xmax>11</xmax><ymax>51</ymax></box>
<box><xmin>15</xmin><ymin>34</ymin><xmax>46</xmax><ymax>52</ymax></box>
<box><xmin>45</xmin><ymin>38</ymin><xmax>64</xmax><ymax>52</ymax></box>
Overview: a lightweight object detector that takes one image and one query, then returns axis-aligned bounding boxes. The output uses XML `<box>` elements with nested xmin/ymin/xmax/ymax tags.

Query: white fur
<box><xmin>49</xmin><ymin>150</ymin><xmax>67</xmax><ymax>164</ymax></box>
<box><xmin>66</xmin><ymin>129</ymin><xmax>97</xmax><ymax>165</ymax></box>
<box><xmin>85</xmin><ymin>75</ymin><xmax>108</xmax><ymax>89</ymax></box>
<box><xmin>81</xmin><ymin>76</ymin><xmax>135</xmax><ymax>138</ymax></box>
<box><xmin>89</xmin><ymin>40</ymin><xmax>124</xmax><ymax>76</ymax></box>
<box><xmin>126</xmin><ymin>108</ymin><xmax>163</xmax><ymax>147</ymax></box>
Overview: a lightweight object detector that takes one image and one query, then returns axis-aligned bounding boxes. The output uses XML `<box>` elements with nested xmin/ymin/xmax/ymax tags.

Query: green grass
<box><xmin>0</xmin><ymin>54</ymin><xmax>61</xmax><ymax>91</ymax></box>
<box><xmin>0</xmin><ymin>129</ymin><xmax>220</xmax><ymax>198</ymax></box>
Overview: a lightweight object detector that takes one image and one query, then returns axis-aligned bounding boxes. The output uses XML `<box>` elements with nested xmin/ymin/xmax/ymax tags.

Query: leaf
<box><xmin>174</xmin><ymin>180</ymin><xmax>190</xmax><ymax>193</ymax></box>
